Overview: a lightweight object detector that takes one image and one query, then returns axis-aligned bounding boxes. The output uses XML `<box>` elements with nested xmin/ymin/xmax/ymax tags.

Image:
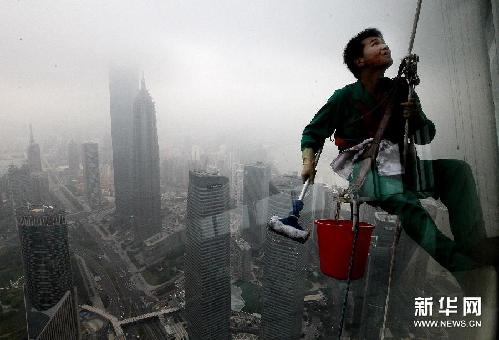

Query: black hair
<box><xmin>343</xmin><ymin>28</ymin><xmax>383</xmax><ymax>78</ymax></box>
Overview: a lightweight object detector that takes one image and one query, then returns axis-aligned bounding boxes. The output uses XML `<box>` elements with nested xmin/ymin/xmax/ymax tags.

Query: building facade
<box><xmin>16</xmin><ymin>206</ymin><xmax>80</xmax><ymax>340</ymax></box>
<box><xmin>109</xmin><ymin>65</ymin><xmax>138</xmax><ymax>220</ymax></box>
<box><xmin>82</xmin><ymin>142</ymin><xmax>102</xmax><ymax>208</ymax></box>
<box><xmin>131</xmin><ymin>77</ymin><xmax>162</xmax><ymax>240</ymax></box>
<box><xmin>230</xmin><ymin>236</ymin><xmax>252</xmax><ymax>282</ymax></box>
<box><xmin>262</xmin><ymin>175</ymin><xmax>307</xmax><ymax>340</ymax></box>
<box><xmin>185</xmin><ymin>170</ymin><xmax>231</xmax><ymax>340</ymax></box>
<box><xmin>37</xmin><ymin>290</ymin><xmax>80</xmax><ymax>340</ymax></box>
<box><xmin>261</xmin><ymin>229</ymin><xmax>306</xmax><ymax>340</ymax></box>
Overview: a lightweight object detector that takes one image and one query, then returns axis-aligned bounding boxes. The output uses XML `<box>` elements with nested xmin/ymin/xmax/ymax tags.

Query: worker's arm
<box><xmin>301</xmin><ymin>90</ymin><xmax>343</xmax><ymax>182</ymax></box>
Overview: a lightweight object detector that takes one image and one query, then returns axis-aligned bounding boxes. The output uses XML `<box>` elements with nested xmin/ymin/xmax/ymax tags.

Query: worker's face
<box><xmin>356</xmin><ymin>36</ymin><xmax>393</xmax><ymax>71</ymax></box>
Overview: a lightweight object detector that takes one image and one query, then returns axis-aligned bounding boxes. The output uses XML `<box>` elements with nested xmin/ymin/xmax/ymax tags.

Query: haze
<box><xmin>1</xmin><ymin>0</ymin><xmax>462</xmax><ymax>174</ymax></box>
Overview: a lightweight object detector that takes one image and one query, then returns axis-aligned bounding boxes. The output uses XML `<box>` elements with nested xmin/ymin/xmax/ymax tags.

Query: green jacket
<box><xmin>301</xmin><ymin>77</ymin><xmax>436</xmax><ymax>152</ymax></box>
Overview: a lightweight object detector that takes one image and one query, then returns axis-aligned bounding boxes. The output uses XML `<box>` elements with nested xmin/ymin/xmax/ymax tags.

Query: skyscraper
<box><xmin>81</xmin><ymin>142</ymin><xmax>102</xmax><ymax>208</ymax></box>
<box><xmin>230</xmin><ymin>236</ymin><xmax>252</xmax><ymax>281</ymax></box>
<box><xmin>26</xmin><ymin>125</ymin><xmax>42</xmax><ymax>173</ymax></box>
<box><xmin>241</xmin><ymin>162</ymin><xmax>270</xmax><ymax>250</ymax></box>
<box><xmin>185</xmin><ymin>170</ymin><xmax>231</xmax><ymax>340</ymax></box>
<box><xmin>16</xmin><ymin>206</ymin><xmax>80</xmax><ymax>340</ymax></box>
<box><xmin>109</xmin><ymin>65</ymin><xmax>138</xmax><ymax>220</ymax></box>
<box><xmin>262</xmin><ymin>175</ymin><xmax>307</xmax><ymax>340</ymax></box>
<box><xmin>131</xmin><ymin>77</ymin><xmax>161</xmax><ymax>239</ymax></box>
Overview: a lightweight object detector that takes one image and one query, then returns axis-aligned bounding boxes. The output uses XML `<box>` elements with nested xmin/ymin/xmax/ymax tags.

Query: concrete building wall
<box><xmin>439</xmin><ymin>0</ymin><xmax>499</xmax><ymax>236</ymax></box>
<box><xmin>419</xmin><ymin>0</ymin><xmax>499</xmax><ymax>236</ymax></box>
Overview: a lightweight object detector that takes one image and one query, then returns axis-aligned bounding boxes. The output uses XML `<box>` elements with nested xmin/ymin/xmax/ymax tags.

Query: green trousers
<box><xmin>356</xmin><ymin>159</ymin><xmax>486</xmax><ymax>272</ymax></box>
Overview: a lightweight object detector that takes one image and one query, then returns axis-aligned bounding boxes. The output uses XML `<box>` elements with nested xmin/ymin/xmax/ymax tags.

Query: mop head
<box><xmin>268</xmin><ymin>215</ymin><xmax>310</xmax><ymax>243</ymax></box>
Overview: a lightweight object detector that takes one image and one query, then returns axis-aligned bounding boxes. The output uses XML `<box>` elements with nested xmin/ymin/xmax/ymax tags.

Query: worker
<box><xmin>300</xmin><ymin>28</ymin><xmax>497</xmax><ymax>274</ymax></box>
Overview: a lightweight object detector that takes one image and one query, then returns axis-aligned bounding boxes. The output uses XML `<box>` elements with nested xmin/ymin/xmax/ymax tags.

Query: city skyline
<box><xmin>0</xmin><ymin>1</ymin><xmax>497</xmax><ymax>339</ymax></box>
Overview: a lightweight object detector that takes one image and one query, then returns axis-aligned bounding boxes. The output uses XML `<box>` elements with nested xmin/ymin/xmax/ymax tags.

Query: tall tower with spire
<box><xmin>130</xmin><ymin>75</ymin><xmax>161</xmax><ymax>240</ymax></box>
<box><xmin>26</xmin><ymin>125</ymin><xmax>42</xmax><ymax>173</ymax></box>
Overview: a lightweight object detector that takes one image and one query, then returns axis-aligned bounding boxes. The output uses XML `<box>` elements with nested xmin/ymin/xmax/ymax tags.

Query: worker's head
<box><xmin>343</xmin><ymin>28</ymin><xmax>392</xmax><ymax>78</ymax></box>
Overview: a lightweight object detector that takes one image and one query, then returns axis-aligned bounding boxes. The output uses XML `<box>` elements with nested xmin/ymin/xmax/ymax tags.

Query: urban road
<box><xmin>44</xmin><ymin>160</ymin><xmax>166</xmax><ymax>339</ymax></box>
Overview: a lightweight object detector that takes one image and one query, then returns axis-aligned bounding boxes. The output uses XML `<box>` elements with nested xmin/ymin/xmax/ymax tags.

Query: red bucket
<box><xmin>315</xmin><ymin>219</ymin><xmax>374</xmax><ymax>280</ymax></box>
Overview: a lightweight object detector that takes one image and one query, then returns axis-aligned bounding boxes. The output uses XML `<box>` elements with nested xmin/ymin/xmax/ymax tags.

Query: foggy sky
<box><xmin>0</xmin><ymin>0</ymin><xmax>462</xmax><ymax>174</ymax></box>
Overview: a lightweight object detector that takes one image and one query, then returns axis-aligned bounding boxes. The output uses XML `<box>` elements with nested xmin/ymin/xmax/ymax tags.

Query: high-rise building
<box><xmin>26</xmin><ymin>125</ymin><xmax>42</xmax><ymax>173</ymax></box>
<box><xmin>231</xmin><ymin>165</ymin><xmax>244</xmax><ymax>207</ymax></box>
<box><xmin>81</xmin><ymin>142</ymin><xmax>102</xmax><ymax>208</ymax></box>
<box><xmin>67</xmin><ymin>140</ymin><xmax>80</xmax><ymax>173</ymax></box>
<box><xmin>241</xmin><ymin>162</ymin><xmax>270</xmax><ymax>250</ymax></box>
<box><xmin>262</xmin><ymin>230</ymin><xmax>306</xmax><ymax>340</ymax></box>
<box><xmin>131</xmin><ymin>77</ymin><xmax>161</xmax><ymax>239</ymax></box>
<box><xmin>16</xmin><ymin>206</ymin><xmax>80</xmax><ymax>340</ymax></box>
<box><xmin>109</xmin><ymin>65</ymin><xmax>138</xmax><ymax>220</ymax></box>
<box><xmin>230</xmin><ymin>236</ymin><xmax>252</xmax><ymax>282</ymax></box>
<box><xmin>262</xmin><ymin>175</ymin><xmax>307</xmax><ymax>340</ymax></box>
<box><xmin>185</xmin><ymin>170</ymin><xmax>231</xmax><ymax>340</ymax></box>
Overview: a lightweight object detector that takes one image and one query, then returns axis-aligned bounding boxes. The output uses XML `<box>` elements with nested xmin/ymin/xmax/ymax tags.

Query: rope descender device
<box><xmin>398</xmin><ymin>53</ymin><xmax>421</xmax><ymax>173</ymax></box>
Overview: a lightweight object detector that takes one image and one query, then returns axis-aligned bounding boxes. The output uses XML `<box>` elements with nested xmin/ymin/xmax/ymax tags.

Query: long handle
<box><xmin>298</xmin><ymin>148</ymin><xmax>322</xmax><ymax>201</ymax></box>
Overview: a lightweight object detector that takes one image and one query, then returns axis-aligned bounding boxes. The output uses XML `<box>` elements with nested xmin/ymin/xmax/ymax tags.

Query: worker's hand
<box><xmin>301</xmin><ymin>148</ymin><xmax>316</xmax><ymax>184</ymax></box>
<box><xmin>301</xmin><ymin>163</ymin><xmax>316</xmax><ymax>184</ymax></box>
<box><xmin>400</xmin><ymin>96</ymin><xmax>421</xmax><ymax>119</ymax></box>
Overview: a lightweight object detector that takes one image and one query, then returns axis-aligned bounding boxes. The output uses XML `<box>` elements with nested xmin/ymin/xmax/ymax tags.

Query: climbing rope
<box><xmin>380</xmin><ymin>218</ymin><xmax>403</xmax><ymax>340</ymax></box>
<box><xmin>408</xmin><ymin>0</ymin><xmax>423</xmax><ymax>54</ymax></box>
<box><xmin>336</xmin><ymin>200</ymin><xmax>360</xmax><ymax>339</ymax></box>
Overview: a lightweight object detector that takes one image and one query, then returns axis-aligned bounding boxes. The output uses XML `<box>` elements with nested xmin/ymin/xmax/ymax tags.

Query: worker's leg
<box><xmin>426</xmin><ymin>159</ymin><xmax>487</xmax><ymax>253</ymax></box>
<box><xmin>375</xmin><ymin>190</ymin><xmax>477</xmax><ymax>272</ymax></box>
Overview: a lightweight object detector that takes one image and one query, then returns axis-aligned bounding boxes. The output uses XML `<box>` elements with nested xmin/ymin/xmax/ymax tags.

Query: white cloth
<box><xmin>330</xmin><ymin>138</ymin><xmax>403</xmax><ymax>180</ymax></box>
